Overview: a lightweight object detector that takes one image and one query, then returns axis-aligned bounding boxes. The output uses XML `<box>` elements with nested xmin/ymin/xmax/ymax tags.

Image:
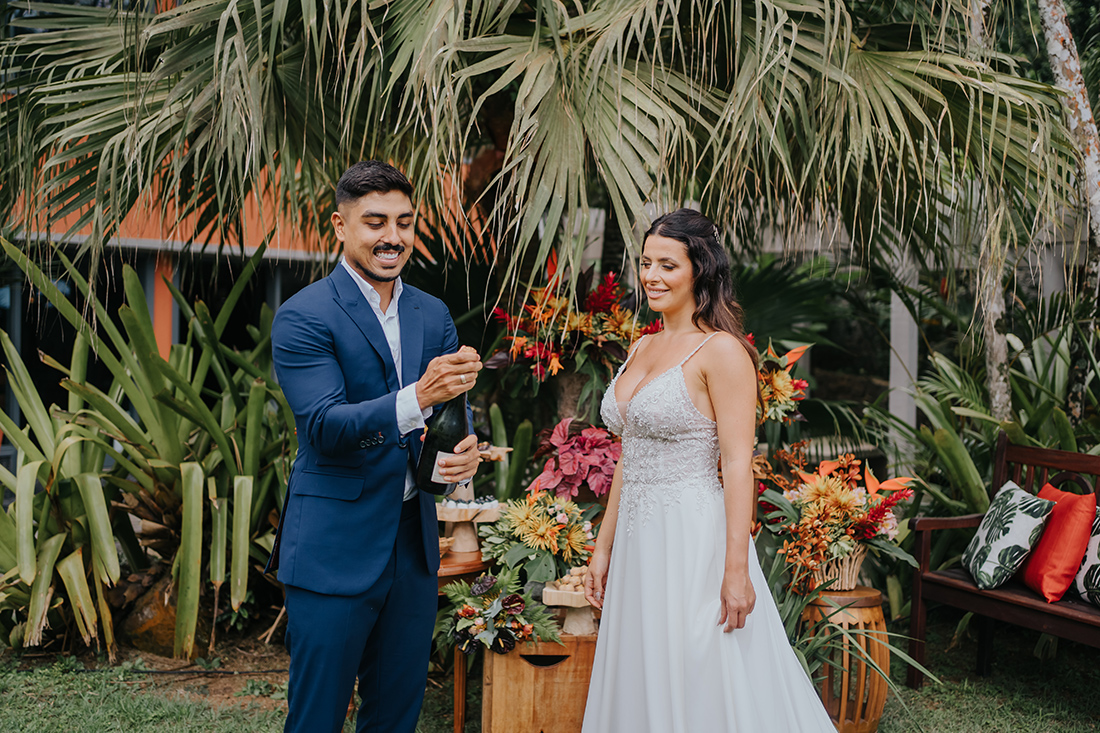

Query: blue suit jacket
<box><xmin>267</xmin><ymin>265</ymin><xmax>450</xmax><ymax>595</ymax></box>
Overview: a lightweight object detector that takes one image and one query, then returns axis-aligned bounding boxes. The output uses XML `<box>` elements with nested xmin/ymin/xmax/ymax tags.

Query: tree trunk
<box><xmin>971</xmin><ymin>0</ymin><xmax>1013</xmax><ymax>423</ymax></box>
<box><xmin>1037</xmin><ymin>0</ymin><xmax>1100</xmax><ymax>423</ymax></box>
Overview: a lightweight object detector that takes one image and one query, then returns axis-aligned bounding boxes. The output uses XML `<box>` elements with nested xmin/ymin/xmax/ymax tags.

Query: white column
<box><xmin>889</xmin><ymin>272</ymin><xmax>919</xmax><ymax>433</ymax></box>
<box><xmin>1041</xmin><ymin>244</ymin><xmax>1066</xmax><ymax>301</ymax></box>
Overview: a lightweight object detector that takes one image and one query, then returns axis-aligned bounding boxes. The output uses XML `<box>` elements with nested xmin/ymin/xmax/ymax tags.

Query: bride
<box><xmin>582</xmin><ymin>209</ymin><xmax>835</xmax><ymax>732</ymax></box>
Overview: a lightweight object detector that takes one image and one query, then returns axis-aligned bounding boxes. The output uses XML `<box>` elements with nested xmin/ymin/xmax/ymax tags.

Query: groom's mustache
<box><xmin>374</xmin><ymin>244</ymin><xmax>406</xmax><ymax>254</ymax></box>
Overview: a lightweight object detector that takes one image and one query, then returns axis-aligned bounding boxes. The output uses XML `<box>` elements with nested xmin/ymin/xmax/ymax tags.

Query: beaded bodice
<box><xmin>600</xmin><ymin>334</ymin><xmax>723</xmax><ymax>533</ymax></box>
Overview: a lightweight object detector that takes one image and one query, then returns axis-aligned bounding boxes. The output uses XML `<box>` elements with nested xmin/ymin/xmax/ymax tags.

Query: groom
<box><xmin>268</xmin><ymin>161</ymin><xmax>482</xmax><ymax>732</ymax></box>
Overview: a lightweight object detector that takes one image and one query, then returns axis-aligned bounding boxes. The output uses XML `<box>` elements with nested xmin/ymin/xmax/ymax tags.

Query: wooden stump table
<box><xmin>481</xmin><ymin>634</ymin><xmax>597</xmax><ymax>733</ymax></box>
<box><xmin>801</xmin><ymin>586</ymin><xmax>890</xmax><ymax>733</ymax></box>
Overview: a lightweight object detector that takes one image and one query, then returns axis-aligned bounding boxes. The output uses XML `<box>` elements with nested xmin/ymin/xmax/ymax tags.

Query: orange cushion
<box><xmin>1019</xmin><ymin>483</ymin><xmax>1097</xmax><ymax>602</ymax></box>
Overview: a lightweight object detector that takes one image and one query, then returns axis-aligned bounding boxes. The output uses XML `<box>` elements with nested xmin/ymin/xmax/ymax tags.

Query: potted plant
<box><xmin>757</xmin><ymin>446</ymin><xmax>916</xmax><ymax>592</ymax></box>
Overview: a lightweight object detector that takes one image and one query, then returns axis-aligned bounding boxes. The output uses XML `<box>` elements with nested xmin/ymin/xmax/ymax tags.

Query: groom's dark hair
<box><xmin>336</xmin><ymin>161</ymin><xmax>413</xmax><ymax>206</ymax></box>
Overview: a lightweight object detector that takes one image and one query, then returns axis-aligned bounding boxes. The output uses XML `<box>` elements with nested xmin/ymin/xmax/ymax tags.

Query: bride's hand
<box><xmin>584</xmin><ymin>549</ymin><xmax>611</xmax><ymax>609</ymax></box>
<box><xmin>718</xmin><ymin>571</ymin><xmax>755</xmax><ymax>632</ymax></box>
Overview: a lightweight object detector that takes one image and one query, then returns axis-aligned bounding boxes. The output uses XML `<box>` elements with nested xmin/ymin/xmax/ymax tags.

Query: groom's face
<box><xmin>333</xmin><ymin>189</ymin><xmax>416</xmax><ymax>287</ymax></box>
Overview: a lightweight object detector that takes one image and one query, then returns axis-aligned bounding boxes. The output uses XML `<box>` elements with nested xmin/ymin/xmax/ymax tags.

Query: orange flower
<box><xmin>548</xmin><ymin>353</ymin><xmax>564</xmax><ymax>376</ymax></box>
<box><xmin>509</xmin><ymin>335</ymin><xmax>529</xmax><ymax>358</ymax></box>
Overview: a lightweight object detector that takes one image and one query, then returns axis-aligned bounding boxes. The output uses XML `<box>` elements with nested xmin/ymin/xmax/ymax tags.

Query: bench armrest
<box><xmin>910</xmin><ymin>513</ymin><xmax>984</xmax><ymax>532</ymax></box>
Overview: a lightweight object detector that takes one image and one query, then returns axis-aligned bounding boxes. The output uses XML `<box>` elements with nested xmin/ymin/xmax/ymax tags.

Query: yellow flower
<box><xmin>603</xmin><ymin>306</ymin><xmax>636</xmax><ymax>339</ymax></box>
<box><xmin>564</xmin><ymin>312</ymin><xmax>593</xmax><ymax>335</ymax></box>
<box><xmin>798</xmin><ymin>474</ymin><xmax>848</xmax><ymax>504</ymax></box>
<box><xmin>560</xmin><ymin>524</ymin><xmax>588</xmax><ymax>562</ymax></box>
<box><xmin>762</xmin><ymin>368</ymin><xmax>796</xmax><ymax>403</ymax></box>
<box><xmin>519</xmin><ymin>515</ymin><xmax>564</xmax><ymax>552</ymax></box>
<box><xmin>505</xmin><ymin>500</ymin><xmax>537</xmax><ymax>528</ymax></box>
<box><xmin>823</xmin><ymin>486</ymin><xmax>864</xmax><ymax>515</ymax></box>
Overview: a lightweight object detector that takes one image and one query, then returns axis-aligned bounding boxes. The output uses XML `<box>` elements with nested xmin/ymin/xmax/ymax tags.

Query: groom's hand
<box><xmin>416</xmin><ymin>347</ymin><xmax>482</xmax><ymax>410</ymax></box>
<box><xmin>434</xmin><ymin>433</ymin><xmax>481</xmax><ymax>482</ymax></box>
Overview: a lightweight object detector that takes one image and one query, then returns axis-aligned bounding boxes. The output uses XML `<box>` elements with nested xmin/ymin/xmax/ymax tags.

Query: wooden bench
<box><xmin>907</xmin><ymin>431</ymin><xmax>1100</xmax><ymax>688</ymax></box>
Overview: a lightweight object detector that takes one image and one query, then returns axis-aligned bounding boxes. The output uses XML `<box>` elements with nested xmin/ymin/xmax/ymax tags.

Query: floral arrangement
<box><xmin>479</xmin><ymin>490</ymin><xmax>601</xmax><ymax>583</ymax></box>
<box><xmin>487</xmin><ymin>268</ymin><xmax>661</xmax><ymax>381</ymax></box>
<box><xmin>757</xmin><ymin>446</ymin><xmax>916</xmax><ymax>592</ymax></box>
<box><xmin>439</xmin><ymin>567</ymin><xmax>560</xmax><ymax>655</ymax></box>
<box><xmin>528</xmin><ymin>418</ymin><xmax>621</xmax><ymax>499</ymax></box>
<box><xmin>757</xmin><ymin>340</ymin><xmax>810</xmax><ymax>424</ymax></box>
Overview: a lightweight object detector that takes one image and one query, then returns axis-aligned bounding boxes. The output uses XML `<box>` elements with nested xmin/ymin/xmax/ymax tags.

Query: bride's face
<box><xmin>639</xmin><ymin>235</ymin><xmax>695</xmax><ymax>314</ymax></box>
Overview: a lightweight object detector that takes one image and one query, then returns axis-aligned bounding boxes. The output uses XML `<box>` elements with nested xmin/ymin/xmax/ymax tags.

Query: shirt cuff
<box><xmin>396</xmin><ymin>383</ymin><xmax>431</xmax><ymax>436</ymax></box>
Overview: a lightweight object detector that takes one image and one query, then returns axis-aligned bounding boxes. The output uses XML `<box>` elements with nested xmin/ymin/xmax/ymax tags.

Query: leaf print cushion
<box><xmin>963</xmin><ymin>481</ymin><xmax>1055</xmax><ymax>590</ymax></box>
<box><xmin>1073</xmin><ymin>508</ymin><xmax>1100</xmax><ymax>606</ymax></box>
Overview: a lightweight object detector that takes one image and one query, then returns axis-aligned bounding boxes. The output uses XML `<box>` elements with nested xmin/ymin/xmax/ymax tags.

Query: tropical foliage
<box><xmin>479</xmin><ymin>490</ymin><xmax>601</xmax><ymax>584</ymax></box>
<box><xmin>486</xmin><ymin>268</ymin><xmax>660</xmax><ymax>419</ymax></box>
<box><xmin>437</xmin><ymin>567</ymin><xmax>561</xmax><ymax>655</ymax></box>
<box><xmin>0</xmin><ymin>237</ymin><xmax>293</xmax><ymax>658</ymax></box>
<box><xmin>527</xmin><ymin>418</ymin><xmax>621</xmax><ymax>500</ymax></box>
<box><xmin>757</xmin><ymin>447</ymin><xmax>916</xmax><ymax>592</ymax></box>
<box><xmin>0</xmin><ymin>0</ymin><xmax>1079</xmax><ymax>304</ymax></box>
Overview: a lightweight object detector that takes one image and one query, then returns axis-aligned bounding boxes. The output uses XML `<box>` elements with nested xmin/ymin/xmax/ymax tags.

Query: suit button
<box><xmin>359</xmin><ymin>440</ymin><xmax>368</xmax><ymax>448</ymax></box>
<box><xmin>378</xmin><ymin>433</ymin><xmax>385</xmax><ymax>444</ymax></box>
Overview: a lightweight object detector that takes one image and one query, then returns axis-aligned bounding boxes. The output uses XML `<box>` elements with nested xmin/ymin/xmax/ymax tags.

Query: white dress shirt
<box><xmin>341</xmin><ymin>258</ymin><xmax>432</xmax><ymax>500</ymax></box>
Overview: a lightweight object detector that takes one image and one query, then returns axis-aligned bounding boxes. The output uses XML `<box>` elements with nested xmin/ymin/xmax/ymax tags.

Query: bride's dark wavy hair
<box><xmin>644</xmin><ymin>208</ymin><xmax>759</xmax><ymax>373</ymax></box>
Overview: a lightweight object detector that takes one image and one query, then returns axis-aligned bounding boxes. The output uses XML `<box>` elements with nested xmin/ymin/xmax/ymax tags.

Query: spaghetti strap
<box><xmin>615</xmin><ymin>335</ymin><xmax>647</xmax><ymax>377</ymax></box>
<box><xmin>677</xmin><ymin>332</ymin><xmax>718</xmax><ymax>368</ymax></box>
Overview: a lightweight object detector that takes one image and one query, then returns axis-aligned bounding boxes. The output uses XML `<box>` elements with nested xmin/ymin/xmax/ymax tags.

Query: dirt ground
<box><xmin>126</xmin><ymin>632</ymin><xmax>291</xmax><ymax>714</ymax></box>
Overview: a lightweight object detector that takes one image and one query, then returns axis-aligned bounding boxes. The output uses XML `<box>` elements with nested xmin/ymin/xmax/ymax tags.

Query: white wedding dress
<box><xmin>582</xmin><ymin>335</ymin><xmax>835</xmax><ymax>732</ymax></box>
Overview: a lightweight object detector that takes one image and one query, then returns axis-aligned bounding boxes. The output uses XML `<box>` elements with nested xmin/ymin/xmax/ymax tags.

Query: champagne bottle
<box><xmin>416</xmin><ymin>394</ymin><xmax>470</xmax><ymax>496</ymax></box>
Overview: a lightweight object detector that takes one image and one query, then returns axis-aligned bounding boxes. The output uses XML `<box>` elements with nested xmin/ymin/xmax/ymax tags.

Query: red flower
<box><xmin>640</xmin><ymin>319</ymin><xmax>663</xmax><ymax>335</ymax></box>
<box><xmin>585</xmin><ymin>273</ymin><xmax>622</xmax><ymax>314</ymax></box>
<box><xmin>791</xmin><ymin>379</ymin><xmax>809</xmax><ymax>400</ymax></box>
<box><xmin>745</xmin><ymin>333</ymin><xmax>755</xmax><ymax>347</ymax></box>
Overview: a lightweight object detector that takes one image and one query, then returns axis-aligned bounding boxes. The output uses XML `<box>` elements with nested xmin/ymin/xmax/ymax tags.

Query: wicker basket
<box><xmin>812</xmin><ymin>544</ymin><xmax>867</xmax><ymax>591</ymax></box>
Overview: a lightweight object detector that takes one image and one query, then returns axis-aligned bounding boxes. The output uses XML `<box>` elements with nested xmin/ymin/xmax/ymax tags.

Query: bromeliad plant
<box><xmin>479</xmin><ymin>491</ymin><xmax>600</xmax><ymax>583</ymax></box>
<box><xmin>0</xmin><ymin>237</ymin><xmax>294</xmax><ymax>658</ymax></box>
<box><xmin>528</xmin><ymin>418</ymin><xmax>620</xmax><ymax>500</ymax></box>
<box><xmin>758</xmin><ymin>447</ymin><xmax>916</xmax><ymax>593</ymax></box>
<box><xmin>438</xmin><ymin>567</ymin><xmax>560</xmax><ymax>655</ymax></box>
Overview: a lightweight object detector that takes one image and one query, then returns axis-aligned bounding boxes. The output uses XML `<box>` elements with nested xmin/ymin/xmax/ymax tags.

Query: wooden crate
<box><xmin>482</xmin><ymin>634</ymin><xmax>597</xmax><ymax>733</ymax></box>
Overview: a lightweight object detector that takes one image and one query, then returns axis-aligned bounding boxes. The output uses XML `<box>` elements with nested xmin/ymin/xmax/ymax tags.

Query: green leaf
<box><xmin>175</xmin><ymin>463</ymin><xmax>204</xmax><ymax>659</ymax></box>
<box><xmin>24</xmin><ymin>533</ymin><xmax>66</xmax><ymax>647</ymax></box>
<box><xmin>230</xmin><ymin>475</ymin><xmax>254</xmax><ymax>612</ymax></box>
<box><xmin>72</xmin><ymin>473</ymin><xmax>120</xmax><ymax>585</ymax></box>
<box><xmin>501</xmin><ymin>543</ymin><xmax>536</xmax><ymax>568</ymax></box>
<box><xmin>15</xmin><ymin>461</ymin><xmax>47</xmax><ymax>585</ymax></box>
<box><xmin>524</xmin><ymin>550</ymin><xmax>557</xmax><ymax>583</ymax></box>
<box><xmin>55</xmin><ymin>548</ymin><xmax>98</xmax><ymax>645</ymax></box>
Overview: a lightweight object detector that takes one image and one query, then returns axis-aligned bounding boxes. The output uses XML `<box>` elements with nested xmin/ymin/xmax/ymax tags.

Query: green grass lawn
<box><xmin>880</xmin><ymin>608</ymin><xmax>1100</xmax><ymax>733</ymax></box>
<box><xmin>2</xmin><ymin>609</ymin><xmax>1097</xmax><ymax>732</ymax></box>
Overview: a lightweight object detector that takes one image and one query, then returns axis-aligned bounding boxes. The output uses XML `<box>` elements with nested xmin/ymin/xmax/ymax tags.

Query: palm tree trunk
<box><xmin>971</xmin><ymin>0</ymin><xmax>1013</xmax><ymax>423</ymax></box>
<box><xmin>1037</xmin><ymin>0</ymin><xmax>1100</xmax><ymax>423</ymax></box>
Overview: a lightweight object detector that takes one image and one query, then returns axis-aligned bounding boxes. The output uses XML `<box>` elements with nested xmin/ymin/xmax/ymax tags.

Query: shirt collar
<box><xmin>341</xmin><ymin>257</ymin><xmax>402</xmax><ymax>312</ymax></box>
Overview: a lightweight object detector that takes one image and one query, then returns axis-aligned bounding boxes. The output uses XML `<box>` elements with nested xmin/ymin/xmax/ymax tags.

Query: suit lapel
<box><xmin>330</xmin><ymin>266</ymin><xmax>399</xmax><ymax>391</ymax></box>
<box><xmin>399</xmin><ymin>288</ymin><xmax>424</xmax><ymax>389</ymax></box>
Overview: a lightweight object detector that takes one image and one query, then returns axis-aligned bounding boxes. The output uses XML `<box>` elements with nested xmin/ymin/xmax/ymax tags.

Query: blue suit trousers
<box><xmin>282</xmin><ymin>499</ymin><xmax>437</xmax><ymax>733</ymax></box>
